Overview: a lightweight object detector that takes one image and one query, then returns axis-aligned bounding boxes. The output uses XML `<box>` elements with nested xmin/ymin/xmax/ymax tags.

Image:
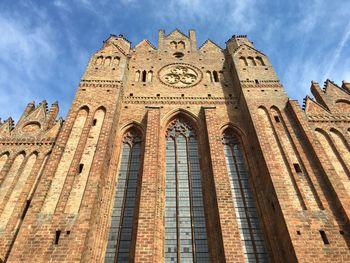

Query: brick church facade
<box><xmin>0</xmin><ymin>29</ymin><xmax>349</xmax><ymax>262</ymax></box>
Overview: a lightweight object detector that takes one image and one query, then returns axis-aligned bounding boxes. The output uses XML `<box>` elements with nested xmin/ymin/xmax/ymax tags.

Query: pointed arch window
<box><xmin>222</xmin><ymin>130</ymin><xmax>269</xmax><ymax>263</ymax></box>
<box><xmin>105</xmin><ymin>130</ymin><xmax>142</xmax><ymax>263</ymax></box>
<box><xmin>165</xmin><ymin>119</ymin><xmax>210</xmax><ymax>263</ymax></box>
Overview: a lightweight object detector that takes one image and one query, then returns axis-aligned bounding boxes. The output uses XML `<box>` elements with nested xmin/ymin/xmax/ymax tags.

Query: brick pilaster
<box><xmin>134</xmin><ymin>108</ymin><xmax>162</xmax><ymax>262</ymax></box>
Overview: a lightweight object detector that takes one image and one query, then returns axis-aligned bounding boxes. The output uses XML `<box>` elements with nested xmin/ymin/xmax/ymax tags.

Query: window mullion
<box><xmin>174</xmin><ymin>138</ymin><xmax>180</xmax><ymax>263</ymax></box>
<box><xmin>186</xmin><ymin>137</ymin><xmax>196</xmax><ymax>263</ymax></box>
<box><xmin>230</xmin><ymin>143</ymin><xmax>259</xmax><ymax>262</ymax></box>
<box><xmin>115</xmin><ymin>143</ymin><xmax>134</xmax><ymax>262</ymax></box>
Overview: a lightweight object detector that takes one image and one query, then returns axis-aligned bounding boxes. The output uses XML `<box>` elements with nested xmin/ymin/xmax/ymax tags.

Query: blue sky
<box><xmin>0</xmin><ymin>0</ymin><xmax>349</xmax><ymax>121</ymax></box>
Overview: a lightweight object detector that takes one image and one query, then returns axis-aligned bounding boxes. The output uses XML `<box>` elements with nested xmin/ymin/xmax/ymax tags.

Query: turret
<box><xmin>46</xmin><ymin>101</ymin><xmax>59</xmax><ymax>130</ymax></box>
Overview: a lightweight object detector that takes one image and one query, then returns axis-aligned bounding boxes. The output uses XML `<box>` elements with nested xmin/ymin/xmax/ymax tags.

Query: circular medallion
<box><xmin>158</xmin><ymin>63</ymin><xmax>202</xmax><ymax>88</ymax></box>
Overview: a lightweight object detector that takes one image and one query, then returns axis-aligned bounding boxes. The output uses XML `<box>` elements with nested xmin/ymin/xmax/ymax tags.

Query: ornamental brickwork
<box><xmin>0</xmin><ymin>29</ymin><xmax>349</xmax><ymax>263</ymax></box>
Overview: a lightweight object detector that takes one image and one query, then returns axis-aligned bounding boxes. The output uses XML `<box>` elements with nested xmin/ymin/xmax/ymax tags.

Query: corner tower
<box><xmin>8</xmin><ymin>35</ymin><xmax>130</xmax><ymax>262</ymax></box>
<box><xmin>227</xmin><ymin>35</ymin><xmax>350</xmax><ymax>262</ymax></box>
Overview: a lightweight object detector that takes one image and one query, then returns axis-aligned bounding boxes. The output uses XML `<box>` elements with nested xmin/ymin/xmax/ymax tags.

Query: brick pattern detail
<box><xmin>203</xmin><ymin>108</ymin><xmax>245</xmax><ymax>262</ymax></box>
<box><xmin>0</xmin><ymin>31</ymin><xmax>349</xmax><ymax>263</ymax></box>
<box><xmin>134</xmin><ymin>108</ymin><xmax>162</xmax><ymax>262</ymax></box>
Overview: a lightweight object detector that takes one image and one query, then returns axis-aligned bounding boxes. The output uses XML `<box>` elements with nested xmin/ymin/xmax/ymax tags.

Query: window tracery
<box><xmin>165</xmin><ymin>118</ymin><xmax>210</xmax><ymax>263</ymax></box>
<box><xmin>105</xmin><ymin>130</ymin><xmax>142</xmax><ymax>263</ymax></box>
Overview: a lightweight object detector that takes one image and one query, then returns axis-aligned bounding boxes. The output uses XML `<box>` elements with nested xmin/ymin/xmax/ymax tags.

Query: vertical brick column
<box><xmin>203</xmin><ymin>108</ymin><xmax>245</xmax><ymax>262</ymax></box>
<box><xmin>134</xmin><ymin>108</ymin><xmax>162</xmax><ymax>263</ymax></box>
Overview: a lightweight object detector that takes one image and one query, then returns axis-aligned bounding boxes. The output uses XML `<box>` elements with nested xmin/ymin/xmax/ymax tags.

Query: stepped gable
<box><xmin>0</xmin><ymin>100</ymin><xmax>62</xmax><ymax>141</ymax></box>
<box><xmin>303</xmin><ymin>95</ymin><xmax>331</xmax><ymax>115</ymax></box>
<box><xmin>310</xmin><ymin>80</ymin><xmax>350</xmax><ymax>113</ymax></box>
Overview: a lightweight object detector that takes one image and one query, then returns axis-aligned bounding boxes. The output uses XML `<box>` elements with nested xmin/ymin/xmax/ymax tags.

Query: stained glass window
<box><xmin>165</xmin><ymin>119</ymin><xmax>210</xmax><ymax>263</ymax></box>
<box><xmin>105</xmin><ymin>130</ymin><xmax>142</xmax><ymax>263</ymax></box>
<box><xmin>222</xmin><ymin>131</ymin><xmax>269</xmax><ymax>263</ymax></box>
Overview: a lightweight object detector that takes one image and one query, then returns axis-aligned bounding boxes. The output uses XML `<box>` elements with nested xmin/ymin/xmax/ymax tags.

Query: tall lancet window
<box><xmin>222</xmin><ymin>130</ymin><xmax>269</xmax><ymax>263</ymax></box>
<box><xmin>105</xmin><ymin>130</ymin><xmax>142</xmax><ymax>263</ymax></box>
<box><xmin>165</xmin><ymin>119</ymin><xmax>210</xmax><ymax>263</ymax></box>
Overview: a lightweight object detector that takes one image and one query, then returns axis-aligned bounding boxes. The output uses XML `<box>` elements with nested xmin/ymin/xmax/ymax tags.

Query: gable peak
<box><xmin>165</xmin><ymin>28</ymin><xmax>189</xmax><ymax>39</ymax></box>
<box><xmin>199</xmin><ymin>39</ymin><xmax>222</xmax><ymax>50</ymax></box>
<box><xmin>134</xmin><ymin>39</ymin><xmax>156</xmax><ymax>50</ymax></box>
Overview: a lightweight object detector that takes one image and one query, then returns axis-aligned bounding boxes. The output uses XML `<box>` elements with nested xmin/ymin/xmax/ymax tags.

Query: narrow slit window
<box><xmin>213</xmin><ymin>71</ymin><xmax>219</xmax><ymax>82</ymax></box>
<box><xmin>320</xmin><ymin>230</ymin><xmax>329</xmax><ymax>244</ymax></box>
<box><xmin>55</xmin><ymin>230</ymin><xmax>61</xmax><ymax>245</ymax></box>
<box><xmin>274</xmin><ymin>116</ymin><xmax>280</xmax><ymax>123</ymax></box>
<box><xmin>21</xmin><ymin>199</ymin><xmax>31</xmax><ymax>219</ymax></box>
<box><xmin>79</xmin><ymin>163</ymin><xmax>84</xmax><ymax>174</ymax></box>
<box><xmin>141</xmin><ymin>70</ymin><xmax>147</xmax><ymax>82</ymax></box>
<box><xmin>293</xmin><ymin>163</ymin><xmax>302</xmax><ymax>173</ymax></box>
<box><xmin>92</xmin><ymin>119</ymin><xmax>97</xmax><ymax>126</ymax></box>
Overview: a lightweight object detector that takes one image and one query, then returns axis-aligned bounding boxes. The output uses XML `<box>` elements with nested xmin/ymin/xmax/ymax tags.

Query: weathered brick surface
<box><xmin>0</xmin><ymin>30</ymin><xmax>348</xmax><ymax>263</ymax></box>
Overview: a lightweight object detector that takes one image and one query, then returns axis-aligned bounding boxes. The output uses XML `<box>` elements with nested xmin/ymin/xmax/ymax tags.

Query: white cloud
<box><xmin>0</xmin><ymin>12</ymin><xmax>58</xmax><ymax>120</ymax></box>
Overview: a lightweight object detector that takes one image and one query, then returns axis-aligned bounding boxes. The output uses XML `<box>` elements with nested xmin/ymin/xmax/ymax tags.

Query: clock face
<box><xmin>158</xmin><ymin>63</ymin><xmax>202</xmax><ymax>88</ymax></box>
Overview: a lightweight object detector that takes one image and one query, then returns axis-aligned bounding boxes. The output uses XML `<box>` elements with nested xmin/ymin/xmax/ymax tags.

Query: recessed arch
<box><xmin>219</xmin><ymin>122</ymin><xmax>247</xmax><ymax>139</ymax></box>
<box><xmin>256</xmin><ymin>56</ymin><xmax>265</xmax><ymax>66</ymax></box>
<box><xmin>135</xmin><ymin>70</ymin><xmax>140</xmax><ymax>82</ymax></box>
<box><xmin>206</xmin><ymin>71</ymin><xmax>213</xmax><ymax>82</ymax></box>
<box><xmin>22</xmin><ymin>121</ymin><xmax>41</xmax><ymax>133</ymax></box>
<box><xmin>104</xmin><ymin>56</ymin><xmax>112</xmax><ymax>66</ymax></box>
<box><xmin>164</xmin><ymin>116</ymin><xmax>210</xmax><ymax>261</ymax></box>
<box><xmin>161</xmin><ymin>108</ymin><xmax>199</xmax><ymax>133</ymax></box>
<box><xmin>105</xmin><ymin>123</ymin><xmax>144</xmax><ymax>262</ymax></box>
<box><xmin>41</xmin><ymin>107</ymin><xmax>89</xmax><ymax>214</ymax></box>
<box><xmin>315</xmin><ymin>128</ymin><xmax>350</xmax><ymax>180</ymax></box>
<box><xmin>221</xmin><ymin>128</ymin><xmax>269</xmax><ymax>261</ymax></box>
<box><xmin>147</xmin><ymin>70</ymin><xmax>153</xmax><ymax>82</ymax></box>
<box><xmin>95</xmin><ymin>55</ymin><xmax>103</xmax><ymax>65</ymax></box>
<box><xmin>239</xmin><ymin>56</ymin><xmax>248</xmax><ymax>66</ymax></box>
<box><xmin>0</xmin><ymin>151</ymin><xmax>10</xmax><ymax>158</ymax></box>
<box><xmin>0</xmin><ymin>152</ymin><xmax>9</xmax><ymax>174</ymax></box>
<box><xmin>177</xmin><ymin>40</ymin><xmax>185</xmax><ymax>49</ymax></box>
<box><xmin>247</xmin><ymin>56</ymin><xmax>256</xmax><ymax>66</ymax></box>
<box><xmin>119</xmin><ymin>120</ymin><xmax>146</xmax><ymax>138</ymax></box>
<box><xmin>335</xmin><ymin>99</ymin><xmax>350</xmax><ymax>111</ymax></box>
<box><xmin>329</xmin><ymin>128</ymin><xmax>350</xmax><ymax>171</ymax></box>
<box><xmin>93</xmin><ymin>106</ymin><xmax>107</xmax><ymax>116</ymax></box>
<box><xmin>78</xmin><ymin>105</ymin><xmax>90</xmax><ymax>113</ymax></box>
<box><xmin>113</xmin><ymin>56</ymin><xmax>120</xmax><ymax>65</ymax></box>
<box><xmin>0</xmin><ymin>152</ymin><xmax>26</xmax><ymax>206</ymax></box>
<box><xmin>335</xmin><ymin>99</ymin><xmax>350</xmax><ymax>104</ymax></box>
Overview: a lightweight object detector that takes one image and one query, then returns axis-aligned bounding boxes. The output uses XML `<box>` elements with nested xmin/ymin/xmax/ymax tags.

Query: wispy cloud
<box><xmin>0</xmin><ymin>6</ymin><xmax>58</xmax><ymax>120</ymax></box>
<box><xmin>323</xmin><ymin>22</ymin><xmax>350</xmax><ymax>80</ymax></box>
<box><xmin>0</xmin><ymin>0</ymin><xmax>349</xmax><ymax>121</ymax></box>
